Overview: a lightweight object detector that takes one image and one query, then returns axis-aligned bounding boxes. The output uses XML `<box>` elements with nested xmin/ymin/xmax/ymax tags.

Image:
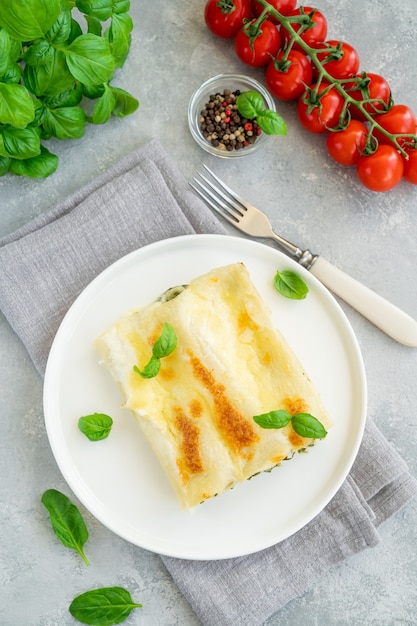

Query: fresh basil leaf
<box><xmin>43</xmin><ymin>106</ymin><xmax>86</xmax><ymax>139</ymax></box>
<box><xmin>273</xmin><ymin>270</ymin><xmax>309</xmax><ymax>300</ymax></box>
<box><xmin>110</xmin><ymin>86</ymin><xmax>139</xmax><ymax>117</ymax></box>
<box><xmin>133</xmin><ymin>355</ymin><xmax>161</xmax><ymax>379</ymax></box>
<box><xmin>24</xmin><ymin>49</ymin><xmax>75</xmax><ymax>97</ymax></box>
<box><xmin>256</xmin><ymin>109</ymin><xmax>287</xmax><ymax>136</ymax></box>
<box><xmin>237</xmin><ymin>90</ymin><xmax>265</xmax><ymax>118</ymax></box>
<box><xmin>68</xmin><ymin>17</ymin><xmax>83</xmax><ymax>44</ymax></box>
<box><xmin>76</xmin><ymin>0</ymin><xmax>113</xmax><ymax>22</ymax></box>
<box><xmin>92</xmin><ymin>85</ymin><xmax>116</xmax><ymax>124</ymax></box>
<box><xmin>69</xmin><ymin>587</ymin><xmax>142</xmax><ymax>625</ymax></box>
<box><xmin>85</xmin><ymin>15</ymin><xmax>103</xmax><ymax>36</ymax></box>
<box><xmin>45</xmin><ymin>3</ymin><xmax>72</xmax><ymax>45</ymax></box>
<box><xmin>0</xmin><ymin>28</ymin><xmax>11</xmax><ymax>76</ymax></box>
<box><xmin>0</xmin><ymin>0</ymin><xmax>61</xmax><ymax>40</ymax></box>
<box><xmin>291</xmin><ymin>413</ymin><xmax>327</xmax><ymax>439</ymax></box>
<box><xmin>45</xmin><ymin>83</ymin><xmax>83</xmax><ymax>108</ymax></box>
<box><xmin>0</xmin><ymin>155</ymin><xmax>11</xmax><ymax>176</ymax></box>
<box><xmin>1</xmin><ymin>63</ymin><xmax>21</xmax><ymax>85</ymax></box>
<box><xmin>41</xmin><ymin>489</ymin><xmax>90</xmax><ymax>566</ymax></box>
<box><xmin>108</xmin><ymin>12</ymin><xmax>133</xmax><ymax>67</ymax></box>
<box><xmin>133</xmin><ymin>324</ymin><xmax>177</xmax><ymax>379</ymax></box>
<box><xmin>253</xmin><ymin>409</ymin><xmax>292</xmax><ymax>430</ymax></box>
<box><xmin>10</xmin><ymin>146</ymin><xmax>58</xmax><ymax>178</ymax></box>
<box><xmin>23</xmin><ymin>40</ymin><xmax>54</xmax><ymax>67</ymax></box>
<box><xmin>0</xmin><ymin>83</ymin><xmax>35</xmax><ymax>127</ymax></box>
<box><xmin>83</xmin><ymin>82</ymin><xmax>105</xmax><ymax>99</ymax></box>
<box><xmin>78</xmin><ymin>413</ymin><xmax>113</xmax><ymax>441</ymax></box>
<box><xmin>64</xmin><ymin>34</ymin><xmax>114</xmax><ymax>85</ymax></box>
<box><xmin>152</xmin><ymin>323</ymin><xmax>177</xmax><ymax>359</ymax></box>
<box><xmin>0</xmin><ymin>126</ymin><xmax>40</xmax><ymax>160</ymax></box>
<box><xmin>113</xmin><ymin>0</ymin><xmax>131</xmax><ymax>14</ymax></box>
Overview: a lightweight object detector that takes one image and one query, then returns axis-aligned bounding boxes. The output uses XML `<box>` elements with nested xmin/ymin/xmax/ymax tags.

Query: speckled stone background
<box><xmin>1</xmin><ymin>1</ymin><xmax>417</xmax><ymax>624</ymax></box>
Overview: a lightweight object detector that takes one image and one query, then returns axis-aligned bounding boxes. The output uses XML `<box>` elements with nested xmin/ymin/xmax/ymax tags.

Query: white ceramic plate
<box><xmin>43</xmin><ymin>234</ymin><xmax>367</xmax><ymax>560</ymax></box>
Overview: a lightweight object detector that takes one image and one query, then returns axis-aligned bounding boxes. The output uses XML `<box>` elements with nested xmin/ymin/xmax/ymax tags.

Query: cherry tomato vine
<box><xmin>204</xmin><ymin>0</ymin><xmax>417</xmax><ymax>192</ymax></box>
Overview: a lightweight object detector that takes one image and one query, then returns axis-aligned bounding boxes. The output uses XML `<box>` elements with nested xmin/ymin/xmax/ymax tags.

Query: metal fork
<box><xmin>190</xmin><ymin>166</ymin><xmax>318</xmax><ymax>269</ymax></box>
<box><xmin>190</xmin><ymin>165</ymin><xmax>417</xmax><ymax>347</ymax></box>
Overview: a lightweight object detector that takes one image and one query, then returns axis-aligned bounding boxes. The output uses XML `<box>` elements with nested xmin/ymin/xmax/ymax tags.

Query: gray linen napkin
<box><xmin>1</xmin><ymin>138</ymin><xmax>416</xmax><ymax>626</ymax></box>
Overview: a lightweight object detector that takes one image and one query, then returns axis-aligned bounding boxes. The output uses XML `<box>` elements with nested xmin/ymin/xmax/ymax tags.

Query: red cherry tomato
<box><xmin>280</xmin><ymin>7</ymin><xmax>327</xmax><ymax>51</ymax></box>
<box><xmin>326</xmin><ymin>120</ymin><xmax>368</xmax><ymax>166</ymax></box>
<box><xmin>372</xmin><ymin>104</ymin><xmax>417</xmax><ymax>148</ymax></box>
<box><xmin>348</xmin><ymin>73</ymin><xmax>392</xmax><ymax>120</ymax></box>
<box><xmin>316</xmin><ymin>40</ymin><xmax>360</xmax><ymax>80</ymax></box>
<box><xmin>266</xmin><ymin>49</ymin><xmax>312</xmax><ymax>101</ymax></box>
<box><xmin>297</xmin><ymin>83</ymin><xmax>344</xmax><ymax>134</ymax></box>
<box><xmin>402</xmin><ymin>148</ymin><xmax>417</xmax><ymax>184</ymax></box>
<box><xmin>234</xmin><ymin>18</ymin><xmax>281</xmax><ymax>67</ymax></box>
<box><xmin>204</xmin><ymin>0</ymin><xmax>252</xmax><ymax>39</ymax></box>
<box><xmin>251</xmin><ymin>0</ymin><xmax>296</xmax><ymax>23</ymax></box>
<box><xmin>356</xmin><ymin>144</ymin><xmax>403</xmax><ymax>192</ymax></box>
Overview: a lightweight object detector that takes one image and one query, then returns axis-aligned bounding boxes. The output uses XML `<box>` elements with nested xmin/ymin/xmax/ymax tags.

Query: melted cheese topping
<box><xmin>95</xmin><ymin>263</ymin><xmax>333</xmax><ymax>509</ymax></box>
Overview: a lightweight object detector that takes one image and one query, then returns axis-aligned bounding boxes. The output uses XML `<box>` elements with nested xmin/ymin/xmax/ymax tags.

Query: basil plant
<box><xmin>0</xmin><ymin>0</ymin><xmax>139</xmax><ymax>178</ymax></box>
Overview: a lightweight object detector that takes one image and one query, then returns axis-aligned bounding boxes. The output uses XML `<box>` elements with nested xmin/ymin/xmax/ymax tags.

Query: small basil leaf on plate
<box><xmin>273</xmin><ymin>270</ymin><xmax>309</xmax><ymax>300</ymax></box>
<box><xmin>69</xmin><ymin>586</ymin><xmax>142</xmax><ymax>625</ymax></box>
<box><xmin>291</xmin><ymin>413</ymin><xmax>327</xmax><ymax>439</ymax></box>
<box><xmin>78</xmin><ymin>413</ymin><xmax>113</xmax><ymax>441</ymax></box>
<box><xmin>133</xmin><ymin>355</ymin><xmax>161</xmax><ymax>379</ymax></box>
<box><xmin>152</xmin><ymin>322</ymin><xmax>177</xmax><ymax>359</ymax></box>
<box><xmin>253</xmin><ymin>409</ymin><xmax>292</xmax><ymax>429</ymax></box>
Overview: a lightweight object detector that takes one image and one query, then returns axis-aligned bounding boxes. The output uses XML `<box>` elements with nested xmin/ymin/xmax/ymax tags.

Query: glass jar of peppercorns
<box><xmin>188</xmin><ymin>74</ymin><xmax>276</xmax><ymax>158</ymax></box>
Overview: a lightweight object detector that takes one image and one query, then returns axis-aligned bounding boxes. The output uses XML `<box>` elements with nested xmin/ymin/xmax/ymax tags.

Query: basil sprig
<box><xmin>133</xmin><ymin>322</ymin><xmax>177</xmax><ymax>379</ymax></box>
<box><xmin>237</xmin><ymin>90</ymin><xmax>286</xmax><ymax>136</ymax></box>
<box><xmin>0</xmin><ymin>0</ymin><xmax>138</xmax><ymax>178</ymax></box>
<box><xmin>41</xmin><ymin>489</ymin><xmax>90</xmax><ymax>566</ymax></box>
<box><xmin>273</xmin><ymin>269</ymin><xmax>309</xmax><ymax>300</ymax></box>
<box><xmin>69</xmin><ymin>587</ymin><xmax>142</xmax><ymax>625</ymax></box>
<box><xmin>78</xmin><ymin>413</ymin><xmax>113</xmax><ymax>441</ymax></box>
<box><xmin>254</xmin><ymin>409</ymin><xmax>327</xmax><ymax>439</ymax></box>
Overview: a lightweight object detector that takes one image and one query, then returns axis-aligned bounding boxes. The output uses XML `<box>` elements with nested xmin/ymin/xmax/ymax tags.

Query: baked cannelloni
<box><xmin>95</xmin><ymin>263</ymin><xmax>332</xmax><ymax>509</ymax></box>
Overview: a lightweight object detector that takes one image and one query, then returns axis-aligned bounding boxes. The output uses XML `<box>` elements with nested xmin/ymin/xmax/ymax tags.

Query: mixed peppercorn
<box><xmin>199</xmin><ymin>89</ymin><xmax>262</xmax><ymax>151</ymax></box>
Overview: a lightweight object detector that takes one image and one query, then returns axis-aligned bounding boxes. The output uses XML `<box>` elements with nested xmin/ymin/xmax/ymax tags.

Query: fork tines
<box><xmin>190</xmin><ymin>166</ymin><xmax>247</xmax><ymax>224</ymax></box>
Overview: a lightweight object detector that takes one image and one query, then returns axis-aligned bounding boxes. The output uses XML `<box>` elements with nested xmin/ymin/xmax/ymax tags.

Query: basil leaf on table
<box><xmin>69</xmin><ymin>587</ymin><xmax>142</xmax><ymax>625</ymax></box>
<box><xmin>91</xmin><ymin>85</ymin><xmax>116</xmax><ymax>124</ymax></box>
<box><xmin>41</xmin><ymin>489</ymin><xmax>90</xmax><ymax>566</ymax></box>
<box><xmin>0</xmin><ymin>83</ymin><xmax>35</xmax><ymax>127</ymax></box>
<box><xmin>78</xmin><ymin>413</ymin><xmax>113</xmax><ymax>441</ymax></box>
<box><xmin>110</xmin><ymin>86</ymin><xmax>140</xmax><ymax>118</ymax></box>
<box><xmin>63</xmin><ymin>34</ymin><xmax>114</xmax><ymax>85</ymax></box>
<box><xmin>273</xmin><ymin>269</ymin><xmax>309</xmax><ymax>300</ymax></box>
<box><xmin>0</xmin><ymin>126</ymin><xmax>41</xmax><ymax>160</ymax></box>
<box><xmin>9</xmin><ymin>145</ymin><xmax>58</xmax><ymax>178</ymax></box>
<box><xmin>109</xmin><ymin>12</ymin><xmax>133</xmax><ymax>67</ymax></box>
<box><xmin>0</xmin><ymin>0</ymin><xmax>61</xmax><ymax>40</ymax></box>
<box><xmin>76</xmin><ymin>0</ymin><xmax>113</xmax><ymax>22</ymax></box>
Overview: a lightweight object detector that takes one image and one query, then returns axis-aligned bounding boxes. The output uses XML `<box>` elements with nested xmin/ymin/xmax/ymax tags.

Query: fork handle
<box><xmin>309</xmin><ymin>257</ymin><xmax>417</xmax><ymax>347</ymax></box>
